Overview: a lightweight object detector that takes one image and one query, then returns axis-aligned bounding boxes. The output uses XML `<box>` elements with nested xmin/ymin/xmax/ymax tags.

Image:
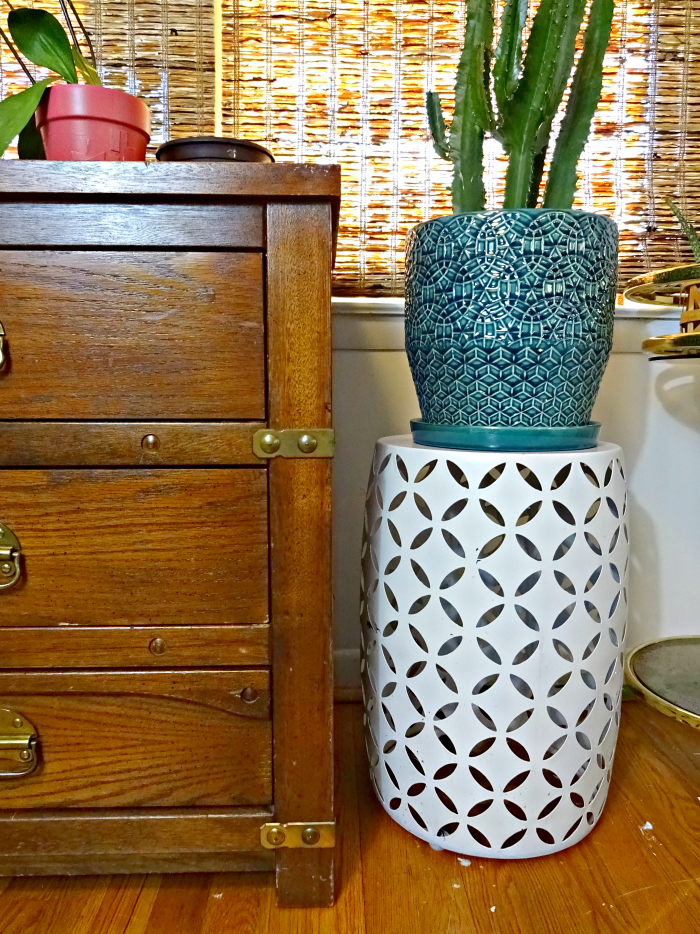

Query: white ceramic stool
<box><xmin>361</xmin><ymin>437</ymin><xmax>628</xmax><ymax>858</ymax></box>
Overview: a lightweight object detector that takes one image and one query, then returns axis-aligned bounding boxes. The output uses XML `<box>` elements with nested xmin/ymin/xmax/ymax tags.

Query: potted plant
<box><xmin>626</xmin><ymin>200</ymin><xmax>700</xmax><ymax>357</ymax></box>
<box><xmin>406</xmin><ymin>0</ymin><xmax>617</xmax><ymax>451</ymax></box>
<box><xmin>0</xmin><ymin>4</ymin><xmax>150</xmax><ymax>160</ymax></box>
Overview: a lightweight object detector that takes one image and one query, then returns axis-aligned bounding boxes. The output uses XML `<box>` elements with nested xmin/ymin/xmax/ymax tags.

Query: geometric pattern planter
<box><xmin>404</xmin><ymin>210</ymin><xmax>618</xmax><ymax>426</ymax></box>
<box><xmin>361</xmin><ymin>437</ymin><xmax>628</xmax><ymax>858</ymax></box>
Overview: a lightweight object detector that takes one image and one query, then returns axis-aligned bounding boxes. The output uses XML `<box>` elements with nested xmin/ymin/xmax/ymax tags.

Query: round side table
<box><xmin>360</xmin><ymin>437</ymin><xmax>628</xmax><ymax>858</ymax></box>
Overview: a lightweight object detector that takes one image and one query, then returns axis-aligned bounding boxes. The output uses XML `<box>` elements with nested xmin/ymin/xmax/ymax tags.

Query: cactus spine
<box><xmin>428</xmin><ymin>0</ymin><xmax>615</xmax><ymax>212</ymax></box>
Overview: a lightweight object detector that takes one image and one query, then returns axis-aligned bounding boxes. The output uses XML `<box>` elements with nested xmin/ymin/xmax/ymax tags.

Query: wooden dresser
<box><xmin>0</xmin><ymin>162</ymin><xmax>339</xmax><ymax>907</ymax></box>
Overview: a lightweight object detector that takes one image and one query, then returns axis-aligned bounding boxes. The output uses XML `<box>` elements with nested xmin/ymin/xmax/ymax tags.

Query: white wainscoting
<box><xmin>332</xmin><ymin>299</ymin><xmax>697</xmax><ymax>698</ymax></box>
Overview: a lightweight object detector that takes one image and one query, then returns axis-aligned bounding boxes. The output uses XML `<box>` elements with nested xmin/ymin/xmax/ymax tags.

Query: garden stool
<box><xmin>361</xmin><ymin>437</ymin><xmax>628</xmax><ymax>858</ymax></box>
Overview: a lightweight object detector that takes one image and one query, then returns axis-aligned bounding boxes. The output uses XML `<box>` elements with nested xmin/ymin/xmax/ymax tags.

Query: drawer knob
<box><xmin>0</xmin><ymin>320</ymin><xmax>6</xmax><ymax>372</ymax></box>
<box><xmin>0</xmin><ymin>522</ymin><xmax>21</xmax><ymax>590</ymax></box>
<box><xmin>149</xmin><ymin>637</ymin><xmax>167</xmax><ymax>656</ymax></box>
<box><xmin>0</xmin><ymin>708</ymin><xmax>39</xmax><ymax>779</ymax></box>
<box><xmin>241</xmin><ymin>687</ymin><xmax>258</xmax><ymax>704</ymax></box>
<box><xmin>141</xmin><ymin>434</ymin><xmax>161</xmax><ymax>451</ymax></box>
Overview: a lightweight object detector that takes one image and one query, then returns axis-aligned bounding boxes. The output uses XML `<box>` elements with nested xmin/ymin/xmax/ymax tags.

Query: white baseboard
<box><xmin>334</xmin><ymin>647</ymin><xmax>362</xmax><ymax>702</ymax></box>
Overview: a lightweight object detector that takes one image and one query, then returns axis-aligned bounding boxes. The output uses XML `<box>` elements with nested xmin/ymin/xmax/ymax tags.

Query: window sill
<box><xmin>331</xmin><ymin>298</ymin><xmax>681</xmax><ymax>353</ymax></box>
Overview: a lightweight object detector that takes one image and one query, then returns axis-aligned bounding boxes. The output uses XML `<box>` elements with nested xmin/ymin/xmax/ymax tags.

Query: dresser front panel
<box><xmin>0</xmin><ymin>468</ymin><xmax>268</xmax><ymax>627</ymax></box>
<box><xmin>0</xmin><ymin>202</ymin><xmax>264</xmax><ymax>249</ymax></box>
<box><xmin>0</xmin><ymin>250</ymin><xmax>265</xmax><ymax>419</ymax></box>
<box><xmin>0</xmin><ymin>669</ymin><xmax>272</xmax><ymax>807</ymax></box>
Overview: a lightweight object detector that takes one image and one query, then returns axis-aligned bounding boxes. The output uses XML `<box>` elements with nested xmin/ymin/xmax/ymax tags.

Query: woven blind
<box><xmin>221</xmin><ymin>0</ymin><xmax>700</xmax><ymax>294</ymax></box>
<box><xmin>2</xmin><ymin>2</ymin><xmax>699</xmax><ymax>294</ymax></box>
<box><xmin>0</xmin><ymin>0</ymin><xmax>216</xmax><ymax>154</ymax></box>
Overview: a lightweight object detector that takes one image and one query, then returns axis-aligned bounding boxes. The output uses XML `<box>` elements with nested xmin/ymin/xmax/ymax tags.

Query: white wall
<box><xmin>332</xmin><ymin>302</ymin><xmax>697</xmax><ymax>696</ymax></box>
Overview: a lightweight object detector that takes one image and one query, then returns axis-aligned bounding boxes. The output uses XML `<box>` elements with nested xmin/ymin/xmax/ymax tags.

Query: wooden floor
<box><xmin>1</xmin><ymin>700</ymin><xmax>700</xmax><ymax>933</ymax></box>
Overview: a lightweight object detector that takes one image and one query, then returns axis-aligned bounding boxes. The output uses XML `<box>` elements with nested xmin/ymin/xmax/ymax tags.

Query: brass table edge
<box><xmin>625</xmin><ymin>637</ymin><xmax>700</xmax><ymax>730</ymax></box>
<box><xmin>642</xmin><ymin>334</ymin><xmax>700</xmax><ymax>357</ymax></box>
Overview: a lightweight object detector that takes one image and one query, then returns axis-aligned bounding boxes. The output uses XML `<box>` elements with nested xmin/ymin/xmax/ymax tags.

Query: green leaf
<box><xmin>8</xmin><ymin>8</ymin><xmax>78</xmax><ymax>83</ymax></box>
<box><xmin>72</xmin><ymin>45</ymin><xmax>101</xmax><ymax>85</ymax></box>
<box><xmin>666</xmin><ymin>198</ymin><xmax>700</xmax><ymax>263</ymax></box>
<box><xmin>427</xmin><ymin>91</ymin><xmax>450</xmax><ymax>161</ymax></box>
<box><xmin>0</xmin><ymin>77</ymin><xmax>55</xmax><ymax>157</ymax></box>
<box><xmin>17</xmin><ymin>113</ymin><xmax>46</xmax><ymax>158</ymax></box>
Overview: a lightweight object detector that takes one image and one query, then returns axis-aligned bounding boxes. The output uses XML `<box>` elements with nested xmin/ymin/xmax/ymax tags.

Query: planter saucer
<box><xmin>410</xmin><ymin>419</ymin><xmax>601</xmax><ymax>452</ymax></box>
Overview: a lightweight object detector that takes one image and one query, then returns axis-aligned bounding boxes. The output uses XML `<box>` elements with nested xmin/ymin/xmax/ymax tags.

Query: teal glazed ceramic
<box><xmin>404</xmin><ymin>210</ymin><xmax>619</xmax><ymax>426</ymax></box>
<box><xmin>410</xmin><ymin>418</ymin><xmax>601</xmax><ymax>452</ymax></box>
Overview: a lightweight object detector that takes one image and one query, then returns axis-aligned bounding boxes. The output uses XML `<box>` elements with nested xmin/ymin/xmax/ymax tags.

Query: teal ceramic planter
<box><xmin>404</xmin><ymin>209</ymin><xmax>618</xmax><ymax>427</ymax></box>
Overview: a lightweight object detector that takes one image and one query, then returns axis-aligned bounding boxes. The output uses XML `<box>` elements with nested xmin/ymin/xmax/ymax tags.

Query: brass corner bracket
<box><xmin>253</xmin><ymin>428</ymin><xmax>335</xmax><ymax>460</ymax></box>
<box><xmin>0</xmin><ymin>708</ymin><xmax>39</xmax><ymax>778</ymax></box>
<box><xmin>260</xmin><ymin>821</ymin><xmax>335</xmax><ymax>849</ymax></box>
<box><xmin>0</xmin><ymin>522</ymin><xmax>21</xmax><ymax>591</ymax></box>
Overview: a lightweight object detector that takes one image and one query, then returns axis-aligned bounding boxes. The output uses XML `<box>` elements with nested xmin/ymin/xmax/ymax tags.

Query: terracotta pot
<box><xmin>35</xmin><ymin>84</ymin><xmax>150</xmax><ymax>161</ymax></box>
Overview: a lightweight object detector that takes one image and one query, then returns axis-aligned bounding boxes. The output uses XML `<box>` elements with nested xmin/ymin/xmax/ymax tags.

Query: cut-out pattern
<box><xmin>362</xmin><ymin>440</ymin><xmax>627</xmax><ymax>858</ymax></box>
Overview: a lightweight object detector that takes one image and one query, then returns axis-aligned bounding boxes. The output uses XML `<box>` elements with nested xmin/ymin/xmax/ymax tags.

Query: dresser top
<box><xmin>0</xmin><ymin>161</ymin><xmax>341</xmax><ymax>202</ymax></box>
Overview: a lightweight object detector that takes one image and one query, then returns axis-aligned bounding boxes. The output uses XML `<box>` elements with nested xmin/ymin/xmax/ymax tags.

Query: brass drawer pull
<box><xmin>0</xmin><ymin>522</ymin><xmax>21</xmax><ymax>590</ymax></box>
<box><xmin>0</xmin><ymin>708</ymin><xmax>38</xmax><ymax>778</ymax></box>
<box><xmin>0</xmin><ymin>321</ymin><xmax>5</xmax><ymax>371</ymax></box>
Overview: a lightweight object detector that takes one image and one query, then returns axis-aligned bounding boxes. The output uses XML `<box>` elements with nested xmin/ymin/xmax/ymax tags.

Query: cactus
<box><xmin>428</xmin><ymin>0</ymin><xmax>615</xmax><ymax>211</ymax></box>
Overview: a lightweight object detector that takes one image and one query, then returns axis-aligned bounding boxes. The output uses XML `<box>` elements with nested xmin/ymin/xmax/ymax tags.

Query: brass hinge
<box><xmin>261</xmin><ymin>822</ymin><xmax>335</xmax><ymax>849</ymax></box>
<box><xmin>0</xmin><ymin>708</ymin><xmax>39</xmax><ymax>779</ymax></box>
<box><xmin>253</xmin><ymin>428</ymin><xmax>335</xmax><ymax>460</ymax></box>
<box><xmin>0</xmin><ymin>522</ymin><xmax>21</xmax><ymax>590</ymax></box>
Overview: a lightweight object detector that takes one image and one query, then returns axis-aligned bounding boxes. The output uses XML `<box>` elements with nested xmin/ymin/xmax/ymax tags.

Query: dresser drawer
<box><xmin>0</xmin><ymin>468</ymin><xmax>268</xmax><ymax>627</ymax></box>
<box><xmin>0</xmin><ymin>669</ymin><xmax>271</xmax><ymax>807</ymax></box>
<box><xmin>0</xmin><ymin>251</ymin><xmax>265</xmax><ymax>419</ymax></box>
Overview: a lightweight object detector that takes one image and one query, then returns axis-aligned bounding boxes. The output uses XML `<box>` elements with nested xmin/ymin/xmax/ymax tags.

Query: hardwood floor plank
<box><xmin>121</xmin><ymin>876</ymin><xmax>163</xmax><ymax>934</ymax></box>
<box><xmin>2</xmin><ymin>701</ymin><xmax>700</xmax><ymax>933</ymax></box>
<box><xmin>74</xmin><ymin>876</ymin><xmax>148</xmax><ymax>934</ymax></box>
<box><xmin>200</xmin><ymin>874</ymin><xmax>273</xmax><ymax>934</ymax></box>
<box><xmin>140</xmin><ymin>875</ymin><xmax>212</xmax><ymax>934</ymax></box>
<box><xmin>0</xmin><ymin>876</ymin><xmax>113</xmax><ymax>934</ymax></box>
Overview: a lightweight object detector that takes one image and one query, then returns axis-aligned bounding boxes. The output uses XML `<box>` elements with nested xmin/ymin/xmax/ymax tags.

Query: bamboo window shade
<box><xmin>1</xmin><ymin>1</ymin><xmax>700</xmax><ymax>295</ymax></box>
<box><xmin>0</xmin><ymin>1</ymin><xmax>216</xmax><ymax>153</ymax></box>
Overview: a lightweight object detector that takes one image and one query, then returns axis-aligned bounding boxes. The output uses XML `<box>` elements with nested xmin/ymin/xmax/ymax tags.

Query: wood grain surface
<box><xmin>0</xmin><ymin>162</ymin><xmax>343</xmax><ymax>906</ymax></box>
<box><xmin>1</xmin><ymin>702</ymin><xmax>700</xmax><ymax>932</ymax></box>
<box><xmin>267</xmin><ymin>202</ymin><xmax>335</xmax><ymax>907</ymax></box>
<box><xmin>0</xmin><ymin>162</ymin><xmax>342</xmax><ymax>202</ymax></box>
<box><xmin>0</xmin><ymin>670</ymin><xmax>271</xmax><ymax>808</ymax></box>
<box><xmin>0</xmin><ymin>423</ymin><xmax>266</xmax><ymax>467</ymax></box>
<box><xmin>0</xmin><ymin>251</ymin><xmax>265</xmax><ymax>419</ymax></box>
<box><xmin>0</xmin><ymin>204</ymin><xmax>262</xmax><ymax>248</ymax></box>
<box><xmin>0</xmin><ymin>468</ymin><xmax>268</xmax><ymax>627</ymax></box>
<box><xmin>0</xmin><ymin>624</ymin><xmax>269</xmax><ymax>668</ymax></box>
<box><xmin>0</xmin><ymin>807</ymin><xmax>273</xmax><ymax>874</ymax></box>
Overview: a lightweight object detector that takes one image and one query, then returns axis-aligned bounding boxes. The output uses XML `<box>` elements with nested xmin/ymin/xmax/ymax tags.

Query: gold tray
<box><xmin>625</xmin><ymin>636</ymin><xmax>700</xmax><ymax>730</ymax></box>
<box><xmin>641</xmin><ymin>332</ymin><xmax>700</xmax><ymax>357</ymax></box>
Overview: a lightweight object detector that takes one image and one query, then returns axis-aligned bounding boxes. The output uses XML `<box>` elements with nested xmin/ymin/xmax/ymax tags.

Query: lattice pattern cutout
<box><xmin>361</xmin><ymin>440</ymin><xmax>628</xmax><ymax>858</ymax></box>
